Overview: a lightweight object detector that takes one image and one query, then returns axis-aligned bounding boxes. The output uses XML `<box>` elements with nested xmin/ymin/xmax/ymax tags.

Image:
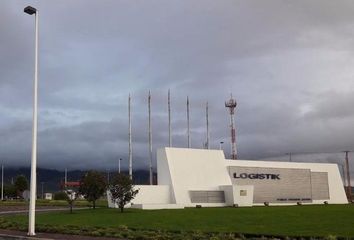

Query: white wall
<box><xmin>233</xmin><ymin>185</ymin><xmax>254</xmax><ymax>207</ymax></box>
<box><xmin>158</xmin><ymin>148</ymin><xmax>232</xmax><ymax>206</ymax></box>
<box><xmin>107</xmin><ymin>185</ymin><xmax>171</xmax><ymax>208</ymax></box>
<box><xmin>131</xmin><ymin>185</ymin><xmax>170</xmax><ymax>205</ymax></box>
<box><xmin>157</xmin><ymin>149</ymin><xmax>176</xmax><ymax>203</ymax></box>
<box><xmin>220</xmin><ymin>185</ymin><xmax>254</xmax><ymax>207</ymax></box>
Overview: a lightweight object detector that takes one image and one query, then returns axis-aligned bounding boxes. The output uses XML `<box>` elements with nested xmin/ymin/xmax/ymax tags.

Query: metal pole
<box><xmin>64</xmin><ymin>168</ymin><xmax>67</xmax><ymax>185</ymax></box>
<box><xmin>28</xmin><ymin>9</ymin><xmax>39</xmax><ymax>236</ymax></box>
<box><xmin>344</xmin><ymin>151</ymin><xmax>351</xmax><ymax>201</ymax></box>
<box><xmin>219</xmin><ymin>141</ymin><xmax>224</xmax><ymax>150</ymax></box>
<box><xmin>148</xmin><ymin>91</ymin><xmax>153</xmax><ymax>185</ymax></box>
<box><xmin>341</xmin><ymin>164</ymin><xmax>346</xmax><ymax>188</ymax></box>
<box><xmin>168</xmin><ymin>89</ymin><xmax>172</xmax><ymax>147</ymax></box>
<box><xmin>128</xmin><ymin>94</ymin><xmax>132</xmax><ymax>179</ymax></box>
<box><xmin>1</xmin><ymin>164</ymin><xmax>3</xmax><ymax>201</ymax></box>
<box><xmin>286</xmin><ymin>153</ymin><xmax>292</xmax><ymax>162</ymax></box>
<box><xmin>230</xmin><ymin>112</ymin><xmax>236</xmax><ymax>158</ymax></box>
<box><xmin>187</xmin><ymin>96</ymin><xmax>190</xmax><ymax>148</ymax></box>
<box><xmin>119</xmin><ymin>158</ymin><xmax>122</xmax><ymax>174</ymax></box>
<box><xmin>206</xmin><ymin>102</ymin><xmax>209</xmax><ymax>149</ymax></box>
<box><xmin>41</xmin><ymin>182</ymin><xmax>44</xmax><ymax>199</ymax></box>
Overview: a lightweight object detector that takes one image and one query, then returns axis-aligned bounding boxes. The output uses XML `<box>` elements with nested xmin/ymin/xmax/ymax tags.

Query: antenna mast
<box><xmin>225</xmin><ymin>94</ymin><xmax>237</xmax><ymax>159</ymax></box>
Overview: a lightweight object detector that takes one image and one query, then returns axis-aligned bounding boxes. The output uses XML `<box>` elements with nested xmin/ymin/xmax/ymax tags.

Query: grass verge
<box><xmin>1</xmin><ymin>205</ymin><xmax>354</xmax><ymax>239</ymax></box>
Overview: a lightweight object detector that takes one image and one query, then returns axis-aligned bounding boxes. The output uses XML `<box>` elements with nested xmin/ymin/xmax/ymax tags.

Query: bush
<box><xmin>53</xmin><ymin>191</ymin><xmax>68</xmax><ymax>200</ymax></box>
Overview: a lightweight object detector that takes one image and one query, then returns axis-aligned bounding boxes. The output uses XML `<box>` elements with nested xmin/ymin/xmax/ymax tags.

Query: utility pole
<box><xmin>344</xmin><ymin>151</ymin><xmax>352</xmax><ymax>201</ymax></box>
<box><xmin>148</xmin><ymin>91</ymin><xmax>153</xmax><ymax>185</ymax></box>
<box><xmin>187</xmin><ymin>96</ymin><xmax>190</xmax><ymax>148</ymax></box>
<box><xmin>128</xmin><ymin>94</ymin><xmax>132</xmax><ymax>180</ymax></box>
<box><xmin>206</xmin><ymin>102</ymin><xmax>210</xmax><ymax>149</ymax></box>
<box><xmin>168</xmin><ymin>89</ymin><xmax>172</xmax><ymax>147</ymax></box>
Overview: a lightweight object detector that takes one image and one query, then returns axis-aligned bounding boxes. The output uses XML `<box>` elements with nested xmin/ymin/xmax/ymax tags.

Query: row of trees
<box><xmin>2</xmin><ymin>171</ymin><xmax>138</xmax><ymax>213</ymax></box>
<box><xmin>75</xmin><ymin>171</ymin><xmax>138</xmax><ymax>212</ymax></box>
<box><xmin>3</xmin><ymin>175</ymin><xmax>29</xmax><ymax>199</ymax></box>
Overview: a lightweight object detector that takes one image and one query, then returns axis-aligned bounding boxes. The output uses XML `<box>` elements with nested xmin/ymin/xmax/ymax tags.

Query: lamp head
<box><xmin>24</xmin><ymin>6</ymin><xmax>37</xmax><ymax>15</ymax></box>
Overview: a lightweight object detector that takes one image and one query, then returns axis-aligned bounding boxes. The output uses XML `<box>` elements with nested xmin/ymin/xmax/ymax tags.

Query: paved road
<box><xmin>0</xmin><ymin>207</ymin><xmax>89</xmax><ymax>215</ymax></box>
<box><xmin>0</xmin><ymin>229</ymin><xmax>121</xmax><ymax>240</ymax></box>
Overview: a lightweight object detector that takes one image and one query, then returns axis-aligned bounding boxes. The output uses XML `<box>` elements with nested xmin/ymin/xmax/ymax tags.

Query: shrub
<box><xmin>53</xmin><ymin>191</ymin><xmax>68</xmax><ymax>200</ymax></box>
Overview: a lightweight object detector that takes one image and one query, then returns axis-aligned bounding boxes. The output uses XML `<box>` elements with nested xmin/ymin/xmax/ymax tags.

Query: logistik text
<box><xmin>233</xmin><ymin>173</ymin><xmax>280</xmax><ymax>180</ymax></box>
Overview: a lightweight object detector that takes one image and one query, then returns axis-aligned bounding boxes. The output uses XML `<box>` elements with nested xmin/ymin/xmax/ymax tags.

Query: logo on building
<box><xmin>233</xmin><ymin>173</ymin><xmax>280</xmax><ymax>180</ymax></box>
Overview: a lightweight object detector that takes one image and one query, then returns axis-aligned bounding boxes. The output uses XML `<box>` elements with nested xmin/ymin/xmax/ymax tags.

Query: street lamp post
<box><xmin>219</xmin><ymin>141</ymin><xmax>224</xmax><ymax>150</ymax></box>
<box><xmin>24</xmin><ymin>5</ymin><xmax>38</xmax><ymax>236</ymax></box>
<box><xmin>119</xmin><ymin>158</ymin><xmax>122</xmax><ymax>173</ymax></box>
<box><xmin>41</xmin><ymin>182</ymin><xmax>44</xmax><ymax>199</ymax></box>
<box><xmin>286</xmin><ymin>153</ymin><xmax>292</xmax><ymax>162</ymax></box>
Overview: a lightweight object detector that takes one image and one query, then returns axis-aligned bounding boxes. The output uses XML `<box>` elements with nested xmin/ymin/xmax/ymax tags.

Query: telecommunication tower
<box><xmin>225</xmin><ymin>95</ymin><xmax>237</xmax><ymax>159</ymax></box>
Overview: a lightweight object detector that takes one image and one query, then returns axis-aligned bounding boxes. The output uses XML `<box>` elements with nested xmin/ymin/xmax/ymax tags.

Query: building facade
<box><xmin>108</xmin><ymin>147</ymin><xmax>347</xmax><ymax>209</ymax></box>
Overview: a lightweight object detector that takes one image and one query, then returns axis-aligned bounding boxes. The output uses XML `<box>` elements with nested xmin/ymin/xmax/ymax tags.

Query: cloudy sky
<box><xmin>1</xmin><ymin>1</ymin><xmax>354</xmax><ymax>180</ymax></box>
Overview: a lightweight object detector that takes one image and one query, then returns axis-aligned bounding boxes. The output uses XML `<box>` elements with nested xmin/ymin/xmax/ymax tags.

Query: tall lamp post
<box><xmin>219</xmin><ymin>141</ymin><xmax>224</xmax><ymax>150</ymax></box>
<box><xmin>286</xmin><ymin>152</ymin><xmax>292</xmax><ymax>162</ymax></box>
<box><xmin>24</xmin><ymin>5</ymin><xmax>38</xmax><ymax>236</ymax></box>
<box><xmin>41</xmin><ymin>182</ymin><xmax>45</xmax><ymax>199</ymax></box>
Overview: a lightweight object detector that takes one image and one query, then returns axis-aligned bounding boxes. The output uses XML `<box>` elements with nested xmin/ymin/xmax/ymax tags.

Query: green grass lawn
<box><xmin>3</xmin><ymin>204</ymin><xmax>354</xmax><ymax>237</ymax></box>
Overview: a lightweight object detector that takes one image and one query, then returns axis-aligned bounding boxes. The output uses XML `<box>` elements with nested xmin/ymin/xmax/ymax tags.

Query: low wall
<box><xmin>132</xmin><ymin>185</ymin><xmax>171</xmax><ymax>205</ymax></box>
<box><xmin>107</xmin><ymin>185</ymin><xmax>171</xmax><ymax>208</ymax></box>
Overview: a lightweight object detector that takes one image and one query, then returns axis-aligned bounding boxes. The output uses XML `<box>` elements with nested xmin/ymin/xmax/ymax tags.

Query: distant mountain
<box><xmin>2</xmin><ymin>167</ymin><xmax>155</xmax><ymax>193</ymax></box>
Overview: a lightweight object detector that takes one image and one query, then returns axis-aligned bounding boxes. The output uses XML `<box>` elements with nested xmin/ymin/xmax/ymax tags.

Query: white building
<box><xmin>108</xmin><ymin>147</ymin><xmax>347</xmax><ymax>209</ymax></box>
<box><xmin>44</xmin><ymin>193</ymin><xmax>53</xmax><ymax>200</ymax></box>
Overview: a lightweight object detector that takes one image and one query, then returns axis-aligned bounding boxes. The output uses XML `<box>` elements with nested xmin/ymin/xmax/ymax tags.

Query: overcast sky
<box><xmin>1</xmin><ymin>1</ymin><xmax>354</xmax><ymax>181</ymax></box>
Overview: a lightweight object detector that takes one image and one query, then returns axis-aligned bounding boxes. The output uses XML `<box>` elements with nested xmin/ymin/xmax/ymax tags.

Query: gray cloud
<box><xmin>1</xmin><ymin>0</ymin><xmax>354</xmax><ymax>181</ymax></box>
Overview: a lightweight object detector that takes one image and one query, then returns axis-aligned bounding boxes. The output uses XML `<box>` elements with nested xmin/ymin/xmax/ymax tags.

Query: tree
<box><xmin>108</xmin><ymin>173</ymin><xmax>139</xmax><ymax>213</ymax></box>
<box><xmin>65</xmin><ymin>188</ymin><xmax>78</xmax><ymax>214</ymax></box>
<box><xmin>14</xmin><ymin>175</ymin><xmax>28</xmax><ymax>198</ymax></box>
<box><xmin>4</xmin><ymin>185</ymin><xmax>17</xmax><ymax>199</ymax></box>
<box><xmin>79</xmin><ymin>170</ymin><xmax>106</xmax><ymax>209</ymax></box>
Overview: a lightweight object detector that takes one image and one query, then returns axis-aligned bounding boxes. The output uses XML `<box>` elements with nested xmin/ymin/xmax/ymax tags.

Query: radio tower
<box><xmin>225</xmin><ymin>94</ymin><xmax>237</xmax><ymax>159</ymax></box>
